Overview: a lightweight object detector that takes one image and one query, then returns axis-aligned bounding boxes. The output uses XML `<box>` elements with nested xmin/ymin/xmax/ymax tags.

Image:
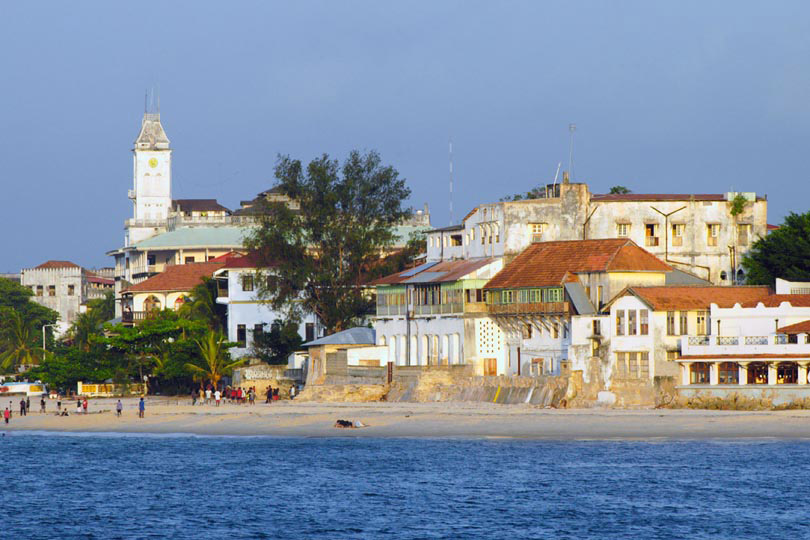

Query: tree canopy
<box><xmin>245</xmin><ymin>150</ymin><xmax>411</xmax><ymax>332</ymax></box>
<box><xmin>609</xmin><ymin>186</ymin><xmax>631</xmax><ymax>194</ymax></box>
<box><xmin>742</xmin><ymin>211</ymin><xmax>810</xmax><ymax>286</ymax></box>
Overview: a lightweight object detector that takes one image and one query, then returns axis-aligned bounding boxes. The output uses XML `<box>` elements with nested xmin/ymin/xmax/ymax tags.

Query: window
<box><xmin>67</xmin><ymin>285</ymin><xmax>75</xmax><ymax>296</ymax></box>
<box><xmin>48</xmin><ymin>285</ymin><xmax>56</xmax><ymax>297</ymax></box>
<box><xmin>450</xmin><ymin>234</ymin><xmax>462</xmax><ymax>246</ymax></box>
<box><xmin>529</xmin><ymin>223</ymin><xmax>547</xmax><ymax>242</ymax></box>
<box><xmin>147</xmin><ymin>254</ymin><xmax>156</xmax><ymax>266</ymax></box>
<box><xmin>597</xmin><ymin>286</ymin><xmax>603</xmax><ymax>308</ymax></box>
<box><xmin>616</xmin><ymin>223</ymin><xmax>630</xmax><ymax>237</ymax></box>
<box><xmin>628</xmin><ymin>310</ymin><xmax>637</xmax><ymax>335</ymax></box>
<box><xmin>523</xmin><ymin>324</ymin><xmax>533</xmax><ymax>340</ymax></box>
<box><xmin>645</xmin><ymin>224</ymin><xmax>659</xmax><ymax>247</ymax></box>
<box><xmin>666</xmin><ymin>350</ymin><xmax>679</xmax><ymax>362</ymax></box>
<box><xmin>502</xmin><ymin>290</ymin><xmax>513</xmax><ymax>304</ymax></box>
<box><xmin>480</xmin><ymin>226</ymin><xmax>485</xmax><ymax>245</ymax></box>
<box><xmin>615</xmin><ymin>352</ymin><xmax>627</xmax><ymax>377</ymax></box>
<box><xmin>36</xmin><ymin>285</ymin><xmax>43</xmax><ymax>297</ymax></box>
<box><xmin>679</xmin><ymin>311</ymin><xmax>688</xmax><ymax>335</ymax></box>
<box><xmin>185</xmin><ymin>256</ymin><xmax>196</xmax><ymax>264</ymax></box>
<box><xmin>748</xmin><ymin>362</ymin><xmax>768</xmax><ymax>384</ymax></box>
<box><xmin>236</xmin><ymin>325</ymin><xmax>246</xmax><ymax>347</ymax></box>
<box><xmin>707</xmin><ymin>224</ymin><xmax>719</xmax><ymax>246</ymax></box>
<box><xmin>242</xmin><ymin>274</ymin><xmax>254</xmax><ymax>292</ymax></box>
<box><xmin>690</xmin><ymin>362</ymin><xmax>710</xmax><ymax>384</ymax></box>
<box><xmin>777</xmin><ymin>363</ymin><xmax>798</xmax><ymax>384</ymax></box>
<box><xmin>738</xmin><ymin>224</ymin><xmax>752</xmax><ymax>246</ymax></box>
<box><xmin>639</xmin><ymin>352</ymin><xmax>649</xmax><ymax>379</ymax></box>
<box><xmin>552</xmin><ymin>322</ymin><xmax>559</xmax><ymax>339</ymax></box>
<box><xmin>616</xmin><ymin>310</ymin><xmax>625</xmax><ymax>336</ymax></box>
<box><xmin>666</xmin><ymin>311</ymin><xmax>676</xmax><ymax>335</ymax></box>
<box><xmin>306</xmin><ymin>323</ymin><xmax>315</xmax><ymax>343</ymax></box>
<box><xmin>719</xmin><ymin>362</ymin><xmax>738</xmax><ymax>384</ymax></box>
<box><xmin>696</xmin><ymin>311</ymin><xmax>709</xmax><ymax>335</ymax></box>
<box><xmin>592</xmin><ymin>319</ymin><xmax>601</xmax><ymax>336</ymax></box>
<box><xmin>253</xmin><ymin>324</ymin><xmax>263</xmax><ymax>339</ymax></box>
<box><xmin>476</xmin><ymin>289</ymin><xmax>483</xmax><ymax>303</ymax></box>
<box><xmin>640</xmin><ymin>309</ymin><xmax>649</xmax><ymax>335</ymax></box>
<box><xmin>671</xmin><ymin>223</ymin><xmax>684</xmax><ymax>247</ymax></box>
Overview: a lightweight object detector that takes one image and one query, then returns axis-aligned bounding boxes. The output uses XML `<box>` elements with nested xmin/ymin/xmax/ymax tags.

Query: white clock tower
<box><xmin>127</xmin><ymin>112</ymin><xmax>172</xmax><ymax>245</ymax></box>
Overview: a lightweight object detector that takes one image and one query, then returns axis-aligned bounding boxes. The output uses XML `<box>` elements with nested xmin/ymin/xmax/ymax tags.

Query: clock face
<box><xmin>148</xmin><ymin>157</ymin><xmax>158</xmax><ymax>168</ymax></box>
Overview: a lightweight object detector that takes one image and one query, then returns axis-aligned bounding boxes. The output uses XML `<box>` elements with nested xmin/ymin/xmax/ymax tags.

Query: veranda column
<box><xmin>767</xmin><ymin>362</ymin><xmax>777</xmax><ymax>385</ymax></box>
<box><xmin>798</xmin><ymin>361</ymin><xmax>810</xmax><ymax>385</ymax></box>
<box><xmin>680</xmin><ymin>362</ymin><xmax>690</xmax><ymax>386</ymax></box>
<box><xmin>709</xmin><ymin>362</ymin><xmax>719</xmax><ymax>385</ymax></box>
<box><xmin>738</xmin><ymin>361</ymin><xmax>749</xmax><ymax>386</ymax></box>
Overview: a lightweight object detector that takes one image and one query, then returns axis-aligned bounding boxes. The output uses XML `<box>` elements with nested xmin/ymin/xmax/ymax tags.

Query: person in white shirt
<box><xmin>214</xmin><ymin>390</ymin><xmax>221</xmax><ymax>407</ymax></box>
<box><xmin>205</xmin><ymin>388</ymin><xmax>212</xmax><ymax>405</ymax></box>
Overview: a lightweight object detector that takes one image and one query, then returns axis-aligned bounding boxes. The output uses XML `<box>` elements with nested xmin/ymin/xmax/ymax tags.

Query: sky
<box><xmin>1</xmin><ymin>1</ymin><xmax>809</xmax><ymax>271</ymax></box>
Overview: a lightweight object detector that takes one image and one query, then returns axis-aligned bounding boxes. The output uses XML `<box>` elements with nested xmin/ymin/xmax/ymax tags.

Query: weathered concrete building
<box><xmin>21</xmin><ymin>260</ymin><xmax>115</xmax><ymax>334</ymax></box>
<box><xmin>426</xmin><ymin>180</ymin><xmax>767</xmax><ymax>285</ymax></box>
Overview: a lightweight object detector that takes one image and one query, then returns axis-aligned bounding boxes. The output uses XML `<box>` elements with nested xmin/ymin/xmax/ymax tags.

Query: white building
<box><xmin>373</xmin><ymin>257</ymin><xmax>503</xmax><ymax>373</ymax></box>
<box><xmin>425</xmin><ymin>180</ymin><xmax>768</xmax><ymax>285</ymax></box>
<box><xmin>213</xmin><ymin>253</ymin><xmax>323</xmax><ymax>359</ymax></box>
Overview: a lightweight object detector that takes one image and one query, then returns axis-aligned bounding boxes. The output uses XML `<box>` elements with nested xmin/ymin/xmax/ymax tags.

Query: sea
<box><xmin>1</xmin><ymin>434</ymin><xmax>808</xmax><ymax>539</ymax></box>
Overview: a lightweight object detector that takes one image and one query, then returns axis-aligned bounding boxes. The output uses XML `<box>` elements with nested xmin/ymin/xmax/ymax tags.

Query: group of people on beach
<box><xmin>192</xmin><ymin>385</ymin><xmax>260</xmax><ymax>406</ymax></box>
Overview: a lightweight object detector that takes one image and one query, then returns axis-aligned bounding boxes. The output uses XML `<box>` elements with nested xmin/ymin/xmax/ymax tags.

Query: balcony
<box><xmin>681</xmin><ymin>334</ymin><xmax>810</xmax><ymax>357</ymax></box>
<box><xmin>122</xmin><ymin>310</ymin><xmax>158</xmax><ymax>325</ymax></box>
<box><xmin>645</xmin><ymin>236</ymin><xmax>660</xmax><ymax>247</ymax></box>
<box><xmin>125</xmin><ymin>218</ymin><xmax>166</xmax><ymax>229</ymax></box>
<box><xmin>487</xmin><ymin>302</ymin><xmax>569</xmax><ymax>316</ymax></box>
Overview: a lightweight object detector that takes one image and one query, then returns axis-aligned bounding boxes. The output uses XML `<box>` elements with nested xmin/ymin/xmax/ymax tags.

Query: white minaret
<box><xmin>127</xmin><ymin>112</ymin><xmax>172</xmax><ymax>245</ymax></box>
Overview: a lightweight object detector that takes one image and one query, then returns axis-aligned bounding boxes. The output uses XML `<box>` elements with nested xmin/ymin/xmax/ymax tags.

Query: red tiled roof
<box><xmin>741</xmin><ymin>295</ymin><xmax>810</xmax><ymax>308</ymax></box>
<box><xmin>373</xmin><ymin>258</ymin><xmax>496</xmax><ymax>286</ymax></box>
<box><xmin>34</xmin><ymin>260</ymin><xmax>81</xmax><ymax>269</ymax></box>
<box><xmin>123</xmin><ymin>262</ymin><xmax>224</xmax><ymax>293</ymax></box>
<box><xmin>209</xmin><ymin>251</ymin><xmax>244</xmax><ymax>262</ymax></box>
<box><xmin>778</xmin><ymin>320</ymin><xmax>810</xmax><ymax>334</ymax></box>
<box><xmin>767</xmin><ymin>224</ymin><xmax>780</xmax><ymax>231</ymax></box>
<box><xmin>591</xmin><ymin>194</ymin><xmax>728</xmax><ymax>202</ymax></box>
<box><xmin>86</xmin><ymin>275</ymin><xmax>114</xmax><ymax>285</ymax></box>
<box><xmin>222</xmin><ymin>251</ymin><xmax>276</xmax><ymax>269</ymax></box>
<box><xmin>485</xmin><ymin>239</ymin><xmax>670</xmax><ymax>289</ymax></box>
<box><xmin>626</xmin><ymin>286</ymin><xmax>772</xmax><ymax>311</ymax></box>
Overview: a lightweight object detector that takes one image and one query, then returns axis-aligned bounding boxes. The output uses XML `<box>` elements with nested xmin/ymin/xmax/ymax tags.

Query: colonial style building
<box><xmin>212</xmin><ymin>253</ymin><xmax>323</xmax><ymax>359</ymax></box>
<box><xmin>120</xmin><ymin>261</ymin><xmax>225</xmax><ymax>325</ymax></box>
<box><xmin>425</xmin><ymin>179</ymin><xmax>767</xmax><ymax>285</ymax></box>
<box><xmin>21</xmin><ymin>260</ymin><xmax>115</xmax><ymax>334</ymax></box>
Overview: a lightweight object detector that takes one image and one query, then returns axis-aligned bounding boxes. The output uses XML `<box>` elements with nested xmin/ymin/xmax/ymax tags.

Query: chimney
<box><xmin>562</xmin><ymin>171</ymin><xmax>570</xmax><ymax>184</ymax></box>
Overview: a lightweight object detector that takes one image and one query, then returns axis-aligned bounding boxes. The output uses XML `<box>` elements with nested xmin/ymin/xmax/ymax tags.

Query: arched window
<box><xmin>143</xmin><ymin>295</ymin><xmax>162</xmax><ymax>312</ymax></box>
<box><xmin>441</xmin><ymin>335</ymin><xmax>449</xmax><ymax>366</ymax></box>
<box><xmin>379</xmin><ymin>335</ymin><xmax>387</xmax><ymax>347</ymax></box>
<box><xmin>174</xmin><ymin>296</ymin><xmax>188</xmax><ymax>310</ymax></box>
<box><xmin>690</xmin><ymin>362</ymin><xmax>710</xmax><ymax>384</ymax></box>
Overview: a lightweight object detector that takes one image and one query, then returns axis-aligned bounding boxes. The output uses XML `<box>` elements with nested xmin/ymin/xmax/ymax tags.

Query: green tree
<box><xmin>0</xmin><ymin>277</ymin><xmax>58</xmax><ymax>327</ymax></box>
<box><xmin>86</xmin><ymin>291</ymin><xmax>115</xmax><ymax>321</ymax></box>
<box><xmin>251</xmin><ymin>319</ymin><xmax>304</xmax><ymax>364</ymax></box>
<box><xmin>0</xmin><ymin>310</ymin><xmax>47</xmax><ymax>372</ymax></box>
<box><xmin>186</xmin><ymin>331</ymin><xmax>242</xmax><ymax>388</ymax></box>
<box><xmin>245</xmin><ymin>150</ymin><xmax>411</xmax><ymax>332</ymax></box>
<box><xmin>609</xmin><ymin>185</ymin><xmax>631</xmax><ymax>194</ymax></box>
<box><xmin>742</xmin><ymin>211</ymin><xmax>810</xmax><ymax>286</ymax></box>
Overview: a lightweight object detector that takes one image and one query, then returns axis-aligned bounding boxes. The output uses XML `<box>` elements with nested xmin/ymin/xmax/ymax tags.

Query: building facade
<box><xmin>425</xmin><ymin>180</ymin><xmax>767</xmax><ymax>285</ymax></box>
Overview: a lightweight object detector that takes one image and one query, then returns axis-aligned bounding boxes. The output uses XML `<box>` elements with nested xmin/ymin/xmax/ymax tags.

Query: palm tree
<box><xmin>179</xmin><ymin>278</ymin><xmax>223</xmax><ymax>331</ymax></box>
<box><xmin>0</xmin><ymin>310</ymin><xmax>46</xmax><ymax>372</ymax></box>
<box><xmin>185</xmin><ymin>331</ymin><xmax>243</xmax><ymax>389</ymax></box>
<box><xmin>69</xmin><ymin>310</ymin><xmax>104</xmax><ymax>352</ymax></box>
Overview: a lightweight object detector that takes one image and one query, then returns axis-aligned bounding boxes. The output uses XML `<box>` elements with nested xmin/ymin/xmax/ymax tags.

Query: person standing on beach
<box><xmin>138</xmin><ymin>397</ymin><xmax>145</xmax><ymax>418</ymax></box>
<box><xmin>289</xmin><ymin>385</ymin><xmax>296</xmax><ymax>400</ymax></box>
<box><xmin>266</xmin><ymin>386</ymin><xmax>273</xmax><ymax>404</ymax></box>
<box><xmin>191</xmin><ymin>389</ymin><xmax>197</xmax><ymax>406</ymax></box>
<box><xmin>205</xmin><ymin>388</ymin><xmax>212</xmax><ymax>405</ymax></box>
<box><xmin>40</xmin><ymin>397</ymin><xmax>46</xmax><ymax>413</ymax></box>
<box><xmin>82</xmin><ymin>397</ymin><xmax>88</xmax><ymax>415</ymax></box>
<box><xmin>3</xmin><ymin>407</ymin><xmax>9</xmax><ymax>424</ymax></box>
<box><xmin>56</xmin><ymin>398</ymin><xmax>61</xmax><ymax>412</ymax></box>
<box><xmin>214</xmin><ymin>389</ymin><xmax>221</xmax><ymax>407</ymax></box>
<box><xmin>116</xmin><ymin>400</ymin><xmax>123</xmax><ymax>417</ymax></box>
<box><xmin>26</xmin><ymin>396</ymin><xmax>30</xmax><ymax>414</ymax></box>
<box><xmin>20</xmin><ymin>398</ymin><xmax>26</xmax><ymax>417</ymax></box>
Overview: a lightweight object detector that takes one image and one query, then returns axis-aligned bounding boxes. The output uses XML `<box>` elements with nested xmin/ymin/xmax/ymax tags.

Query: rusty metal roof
<box><xmin>485</xmin><ymin>239</ymin><xmax>670</xmax><ymax>290</ymax></box>
<box><xmin>373</xmin><ymin>257</ymin><xmax>496</xmax><ymax>286</ymax></box>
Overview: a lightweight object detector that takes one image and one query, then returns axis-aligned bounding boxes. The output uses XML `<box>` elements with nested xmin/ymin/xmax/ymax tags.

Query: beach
<box><xmin>4</xmin><ymin>397</ymin><xmax>810</xmax><ymax>439</ymax></box>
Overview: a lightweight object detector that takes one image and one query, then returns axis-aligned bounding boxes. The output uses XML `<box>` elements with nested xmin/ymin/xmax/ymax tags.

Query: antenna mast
<box><xmin>449</xmin><ymin>138</ymin><xmax>454</xmax><ymax>225</ymax></box>
<box><xmin>568</xmin><ymin>123</ymin><xmax>576</xmax><ymax>181</ymax></box>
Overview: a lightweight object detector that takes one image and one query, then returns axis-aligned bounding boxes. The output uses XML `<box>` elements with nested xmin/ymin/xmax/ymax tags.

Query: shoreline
<box><xmin>5</xmin><ymin>399</ymin><xmax>810</xmax><ymax>440</ymax></box>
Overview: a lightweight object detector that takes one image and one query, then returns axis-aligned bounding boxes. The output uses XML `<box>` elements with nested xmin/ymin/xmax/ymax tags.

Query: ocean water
<box><xmin>1</xmin><ymin>435</ymin><xmax>808</xmax><ymax>539</ymax></box>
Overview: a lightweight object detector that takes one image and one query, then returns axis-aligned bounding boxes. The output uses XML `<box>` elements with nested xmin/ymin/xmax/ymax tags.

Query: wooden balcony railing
<box><xmin>487</xmin><ymin>301</ymin><xmax>569</xmax><ymax>316</ymax></box>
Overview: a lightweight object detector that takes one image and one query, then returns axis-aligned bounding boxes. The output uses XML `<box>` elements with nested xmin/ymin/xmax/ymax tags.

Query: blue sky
<box><xmin>1</xmin><ymin>1</ymin><xmax>808</xmax><ymax>271</ymax></box>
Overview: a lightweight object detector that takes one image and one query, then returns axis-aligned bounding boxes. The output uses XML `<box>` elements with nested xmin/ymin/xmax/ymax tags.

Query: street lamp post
<box><xmin>42</xmin><ymin>324</ymin><xmax>57</xmax><ymax>353</ymax></box>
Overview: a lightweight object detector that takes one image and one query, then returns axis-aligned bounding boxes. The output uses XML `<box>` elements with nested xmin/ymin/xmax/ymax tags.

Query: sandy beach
<box><xmin>3</xmin><ymin>397</ymin><xmax>810</xmax><ymax>439</ymax></box>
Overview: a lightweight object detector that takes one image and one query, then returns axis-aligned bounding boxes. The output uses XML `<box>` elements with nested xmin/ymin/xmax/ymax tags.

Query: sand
<box><xmin>4</xmin><ymin>397</ymin><xmax>810</xmax><ymax>439</ymax></box>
